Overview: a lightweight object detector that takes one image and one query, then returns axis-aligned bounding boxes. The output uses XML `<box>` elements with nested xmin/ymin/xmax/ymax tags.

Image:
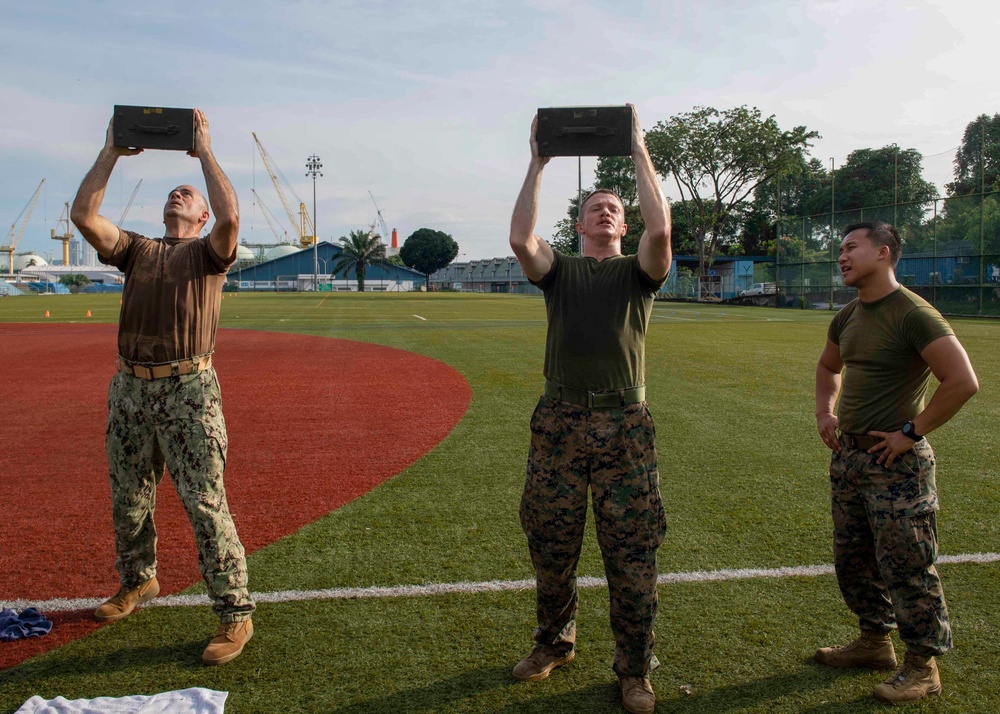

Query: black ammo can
<box><xmin>113</xmin><ymin>105</ymin><xmax>195</xmax><ymax>151</ymax></box>
<box><xmin>536</xmin><ymin>106</ymin><xmax>634</xmax><ymax>157</ymax></box>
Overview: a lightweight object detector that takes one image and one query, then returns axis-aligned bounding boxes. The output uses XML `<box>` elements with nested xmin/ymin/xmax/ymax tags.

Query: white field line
<box><xmin>412</xmin><ymin>314</ymin><xmax>427</xmax><ymax>321</ymax></box>
<box><xmin>4</xmin><ymin>552</ymin><xmax>998</xmax><ymax>615</ymax></box>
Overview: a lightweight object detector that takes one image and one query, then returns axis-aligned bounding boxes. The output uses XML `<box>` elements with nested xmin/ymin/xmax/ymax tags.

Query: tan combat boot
<box><xmin>202</xmin><ymin>619</ymin><xmax>254</xmax><ymax>666</ymax></box>
<box><xmin>873</xmin><ymin>652</ymin><xmax>941</xmax><ymax>705</ymax></box>
<box><xmin>93</xmin><ymin>577</ymin><xmax>160</xmax><ymax>622</ymax></box>
<box><xmin>814</xmin><ymin>630</ymin><xmax>897</xmax><ymax>670</ymax></box>
<box><xmin>619</xmin><ymin>676</ymin><xmax>655</xmax><ymax>714</ymax></box>
<box><xmin>512</xmin><ymin>646</ymin><xmax>575</xmax><ymax>681</ymax></box>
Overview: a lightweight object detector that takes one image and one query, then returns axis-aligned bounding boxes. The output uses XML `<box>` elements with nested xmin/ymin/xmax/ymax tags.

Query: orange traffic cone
<box><xmin>86</xmin><ymin>310</ymin><xmax>92</xmax><ymax>317</ymax></box>
<box><xmin>45</xmin><ymin>310</ymin><xmax>50</xmax><ymax>318</ymax></box>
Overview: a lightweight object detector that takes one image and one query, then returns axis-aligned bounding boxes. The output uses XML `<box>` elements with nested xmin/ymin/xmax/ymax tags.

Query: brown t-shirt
<box><xmin>100</xmin><ymin>229</ymin><xmax>235</xmax><ymax>364</ymax></box>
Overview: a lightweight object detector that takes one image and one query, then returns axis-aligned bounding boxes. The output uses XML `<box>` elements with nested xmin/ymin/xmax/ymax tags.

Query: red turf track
<box><xmin>0</xmin><ymin>323</ymin><xmax>471</xmax><ymax>669</ymax></box>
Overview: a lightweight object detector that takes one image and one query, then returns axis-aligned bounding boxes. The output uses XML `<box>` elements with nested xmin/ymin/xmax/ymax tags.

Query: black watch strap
<box><xmin>902</xmin><ymin>420</ymin><xmax>923</xmax><ymax>441</ymax></box>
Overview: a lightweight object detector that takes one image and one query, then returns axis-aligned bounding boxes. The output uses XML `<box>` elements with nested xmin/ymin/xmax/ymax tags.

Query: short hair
<box><xmin>842</xmin><ymin>221</ymin><xmax>901</xmax><ymax>266</ymax></box>
<box><xmin>578</xmin><ymin>188</ymin><xmax>625</xmax><ymax>216</ymax></box>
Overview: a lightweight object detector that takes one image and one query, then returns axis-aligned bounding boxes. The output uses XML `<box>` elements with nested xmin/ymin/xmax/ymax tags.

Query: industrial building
<box><xmin>231</xmin><ymin>241</ymin><xmax>425</xmax><ymax>291</ymax></box>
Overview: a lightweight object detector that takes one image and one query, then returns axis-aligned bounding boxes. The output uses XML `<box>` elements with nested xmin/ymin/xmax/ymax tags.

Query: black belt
<box><xmin>544</xmin><ymin>380</ymin><xmax>645</xmax><ymax>409</ymax></box>
<box><xmin>840</xmin><ymin>433</ymin><xmax>882</xmax><ymax>451</ymax></box>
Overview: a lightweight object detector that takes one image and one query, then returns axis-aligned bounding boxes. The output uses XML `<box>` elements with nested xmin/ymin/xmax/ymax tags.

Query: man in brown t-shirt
<box><xmin>71</xmin><ymin>109</ymin><xmax>255</xmax><ymax>666</ymax></box>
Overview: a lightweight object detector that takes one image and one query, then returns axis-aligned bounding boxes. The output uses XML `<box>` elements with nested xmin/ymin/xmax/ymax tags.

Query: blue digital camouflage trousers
<box><xmin>829</xmin><ymin>439</ymin><xmax>950</xmax><ymax>657</ymax></box>
<box><xmin>106</xmin><ymin>368</ymin><xmax>255</xmax><ymax>623</ymax></box>
<box><xmin>521</xmin><ymin>396</ymin><xmax>666</xmax><ymax>677</ymax></box>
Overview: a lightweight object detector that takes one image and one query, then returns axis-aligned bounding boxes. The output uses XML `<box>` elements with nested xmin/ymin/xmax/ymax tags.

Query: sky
<box><xmin>1</xmin><ymin>0</ymin><xmax>998</xmax><ymax>262</ymax></box>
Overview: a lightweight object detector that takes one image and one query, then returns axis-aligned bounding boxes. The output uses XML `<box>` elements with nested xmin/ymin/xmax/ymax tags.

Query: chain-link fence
<box><xmin>772</xmin><ymin>191</ymin><xmax>1000</xmax><ymax>316</ymax></box>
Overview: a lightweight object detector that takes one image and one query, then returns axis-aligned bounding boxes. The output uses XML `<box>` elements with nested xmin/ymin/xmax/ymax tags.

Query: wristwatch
<box><xmin>901</xmin><ymin>421</ymin><xmax>923</xmax><ymax>441</ymax></box>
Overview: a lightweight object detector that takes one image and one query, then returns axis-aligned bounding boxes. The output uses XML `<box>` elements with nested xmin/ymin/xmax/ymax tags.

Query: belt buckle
<box><xmin>586</xmin><ymin>390</ymin><xmax>625</xmax><ymax>409</ymax></box>
<box><xmin>170</xmin><ymin>361</ymin><xmax>181</xmax><ymax>377</ymax></box>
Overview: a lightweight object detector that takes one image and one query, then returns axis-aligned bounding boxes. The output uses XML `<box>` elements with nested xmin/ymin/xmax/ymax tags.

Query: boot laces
<box><xmin>891</xmin><ymin>660</ymin><xmax>923</xmax><ymax>687</ymax></box>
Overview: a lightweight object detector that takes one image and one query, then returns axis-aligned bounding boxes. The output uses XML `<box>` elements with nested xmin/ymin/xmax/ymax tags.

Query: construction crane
<box><xmin>50</xmin><ymin>202</ymin><xmax>75</xmax><ymax>266</ymax></box>
<box><xmin>3</xmin><ymin>178</ymin><xmax>45</xmax><ymax>274</ymax></box>
<box><xmin>116</xmin><ymin>179</ymin><xmax>143</xmax><ymax>227</ymax></box>
<box><xmin>251</xmin><ymin>132</ymin><xmax>315</xmax><ymax>249</ymax></box>
<box><xmin>49</xmin><ymin>180</ymin><xmax>142</xmax><ymax>266</ymax></box>
<box><xmin>251</xmin><ymin>188</ymin><xmax>290</xmax><ymax>243</ymax></box>
<box><xmin>368</xmin><ymin>192</ymin><xmax>391</xmax><ymax>244</ymax></box>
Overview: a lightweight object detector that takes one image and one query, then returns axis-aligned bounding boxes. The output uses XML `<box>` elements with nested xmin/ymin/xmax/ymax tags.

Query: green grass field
<box><xmin>1</xmin><ymin>293</ymin><xmax>997</xmax><ymax>713</ymax></box>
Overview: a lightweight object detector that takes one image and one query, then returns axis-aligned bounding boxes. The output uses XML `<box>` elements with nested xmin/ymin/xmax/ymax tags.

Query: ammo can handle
<box><xmin>129</xmin><ymin>124</ymin><xmax>181</xmax><ymax>136</ymax></box>
<box><xmin>554</xmin><ymin>126</ymin><xmax>616</xmax><ymax>136</ymax></box>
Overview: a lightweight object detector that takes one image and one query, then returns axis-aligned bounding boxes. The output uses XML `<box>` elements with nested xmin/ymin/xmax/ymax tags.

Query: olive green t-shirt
<box><xmin>100</xmin><ymin>229</ymin><xmax>235</xmax><ymax>364</ymax></box>
<box><xmin>828</xmin><ymin>286</ymin><xmax>954</xmax><ymax>434</ymax></box>
<box><xmin>535</xmin><ymin>251</ymin><xmax>665</xmax><ymax>391</ymax></box>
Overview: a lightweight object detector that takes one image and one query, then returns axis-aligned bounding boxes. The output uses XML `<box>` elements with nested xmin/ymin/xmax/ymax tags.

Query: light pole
<box><xmin>318</xmin><ymin>257</ymin><xmax>327</xmax><ymax>289</ymax></box>
<box><xmin>890</xmin><ymin>143</ymin><xmax>899</xmax><ymax>226</ymax></box>
<box><xmin>306</xmin><ymin>154</ymin><xmax>323</xmax><ymax>292</ymax></box>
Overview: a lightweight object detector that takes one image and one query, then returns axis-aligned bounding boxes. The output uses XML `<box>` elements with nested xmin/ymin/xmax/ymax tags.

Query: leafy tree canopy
<box><xmin>947</xmin><ymin>113</ymin><xmax>1000</xmax><ymax>197</ymax></box>
<box><xmin>400</xmin><ymin>228</ymin><xmax>459</xmax><ymax>278</ymax></box>
<box><xmin>645</xmin><ymin>105</ymin><xmax>819</xmax><ymax>278</ymax></box>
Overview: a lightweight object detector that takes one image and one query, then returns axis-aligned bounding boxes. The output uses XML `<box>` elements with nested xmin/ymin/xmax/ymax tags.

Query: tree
<box><xmin>645</xmin><ymin>105</ymin><xmax>819</xmax><ymax>288</ymax></box>
<box><xmin>947</xmin><ymin>113</ymin><xmax>1000</xmax><ymax>197</ymax></box>
<box><xmin>744</xmin><ymin>156</ymin><xmax>830</xmax><ymax>253</ymax></box>
<box><xmin>829</xmin><ymin>146</ymin><xmax>938</xmax><ymax>222</ymax></box>
<box><xmin>332</xmin><ymin>229</ymin><xmax>386</xmax><ymax>292</ymax></box>
<box><xmin>399</xmin><ymin>228</ymin><xmax>459</xmax><ymax>284</ymax></box>
<box><xmin>58</xmin><ymin>273</ymin><xmax>91</xmax><ymax>293</ymax></box>
<box><xmin>551</xmin><ymin>194</ymin><xmax>583</xmax><ymax>255</ymax></box>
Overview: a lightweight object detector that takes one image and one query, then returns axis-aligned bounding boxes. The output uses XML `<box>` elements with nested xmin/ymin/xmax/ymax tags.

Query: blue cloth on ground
<box><xmin>0</xmin><ymin>607</ymin><xmax>53</xmax><ymax>641</ymax></box>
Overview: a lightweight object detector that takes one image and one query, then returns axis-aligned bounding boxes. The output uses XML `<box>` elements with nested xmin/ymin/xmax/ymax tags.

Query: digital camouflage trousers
<box><xmin>106</xmin><ymin>368</ymin><xmax>255</xmax><ymax>623</ymax></box>
<box><xmin>829</xmin><ymin>439</ymin><xmax>950</xmax><ymax>656</ymax></box>
<box><xmin>520</xmin><ymin>396</ymin><xmax>666</xmax><ymax>677</ymax></box>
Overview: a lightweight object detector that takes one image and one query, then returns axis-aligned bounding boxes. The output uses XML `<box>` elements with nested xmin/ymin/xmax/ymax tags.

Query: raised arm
<box><xmin>632</xmin><ymin>105</ymin><xmax>671</xmax><ymax>281</ymax></box>
<box><xmin>189</xmin><ymin>109</ymin><xmax>239</xmax><ymax>261</ymax></box>
<box><xmin>71</xmin><ymin>118</ymin><xmax>142</xmax><ymax>258</ymax></box>
<box><xmin>815</xmin><ymin>338</ymin><xmax>845</xmax><ymax>452</ymax></box>
<box><xmin>509</xmin><ymin>114</ymin><xmax>555</xmax><ymax>283</ymax></box>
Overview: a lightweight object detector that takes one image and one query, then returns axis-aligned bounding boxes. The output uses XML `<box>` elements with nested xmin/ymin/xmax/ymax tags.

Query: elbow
<box><xmin>70</xmin><ymin>206</ymin><xmax>92</xmax><ymax>232</ymax></box>
<box><xmin>215</xmin><ymin>213</ymin><xmax>239</xmax><ymax>234</ymax></box>
<box><xmin>649</xmin><ymin>226</ymin><xmax>671</xmax><ymax>244</ymax></box>
<box><xmin>963</xmin><ymin>374</ymin><xmax>980</xmax><ymax>401</ymax></box>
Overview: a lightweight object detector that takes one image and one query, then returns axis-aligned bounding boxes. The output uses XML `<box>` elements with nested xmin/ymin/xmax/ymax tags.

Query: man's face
<box><xmin>838</xmin><ymin>229</ymin><xmax>887</xmax><ymax>287</ymax></box>
<box><xmin>576</xmin><ymin>192</ymin><xmax>627</xmax><ymax>241</ymax></box>
<box><xmin>163</xmin><ymin>185</ymin><xmax>209</xmax><ymax>225</ymax></box>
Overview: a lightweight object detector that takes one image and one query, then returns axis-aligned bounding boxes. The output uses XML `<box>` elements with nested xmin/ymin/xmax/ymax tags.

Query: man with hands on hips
<box><xmin>814</xmin><ymin>221</ymin><xmax>978</xmax><ymax>705</ymax></box>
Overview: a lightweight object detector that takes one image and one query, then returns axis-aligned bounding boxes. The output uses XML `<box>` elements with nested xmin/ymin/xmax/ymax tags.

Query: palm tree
<box><xmin>331</xmin><ymin>228</ymin><xmax>386</xmax><ymax>292</ymax></box>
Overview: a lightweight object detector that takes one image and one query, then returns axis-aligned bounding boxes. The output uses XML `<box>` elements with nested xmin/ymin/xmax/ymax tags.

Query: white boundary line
<box><xmin>4</xmin><ymin>552</ymin><xmax>997</xmax><ymax>614</ymax></box>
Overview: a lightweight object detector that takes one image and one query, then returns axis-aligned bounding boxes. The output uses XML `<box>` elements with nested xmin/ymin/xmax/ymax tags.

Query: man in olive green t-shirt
<box><xmin>814</xmin><ymin>221</ymin><xmax>978</xmax><ymax>705</ymax></box>
<box><xmin>508</xmin><ymin>106</ymin><xmax>671</xmax><ymax>714</ymax></box>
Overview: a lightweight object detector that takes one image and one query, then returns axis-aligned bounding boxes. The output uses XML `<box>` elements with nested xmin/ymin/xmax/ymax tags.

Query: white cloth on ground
<box><xmin>15</xmin><ymin>688</ymin><xmax>227</xmax><ymax>714</ymax></box>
